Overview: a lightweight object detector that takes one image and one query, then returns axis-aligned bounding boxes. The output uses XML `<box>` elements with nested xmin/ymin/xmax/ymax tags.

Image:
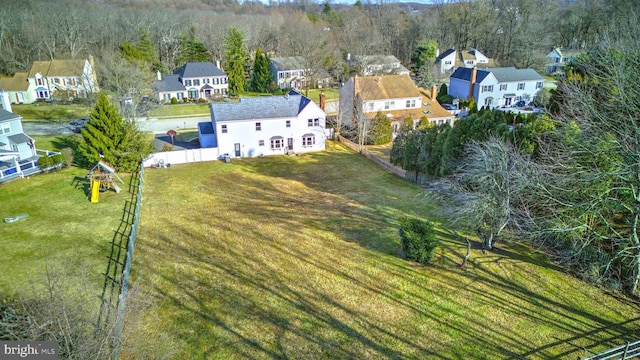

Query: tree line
<box><xmin>391</xmin><ymin>20</ymin><xmax>640</xmax><ymax>295</ymax></box>
<box><xmin>0</xmin><ymin>0</ymin><xmax>631</xmax><ymax>99</ymax></box>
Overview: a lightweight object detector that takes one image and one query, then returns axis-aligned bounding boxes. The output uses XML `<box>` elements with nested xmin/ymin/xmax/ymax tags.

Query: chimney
<box><xmin>468</xmin><ymin>66</ymin><xmax>477</xmax><ymax>101</ymax></box>
<box><xmin>157</xmin><ymin>70</ymin><xmax>162</xmax><ymax>81</ymax></box>
<box><xmin>0</xmin><ymin>89</ymin><xmax>12</xmax><ymax>113</ymax></box>
<box><xmin>431</xmin><ymin>84</ymin><xmax>437</xmax><ymax>100</ymax></box>
<box><xmin>88</xmin><ymin>55</ymin><xmax>97</xmax><ymax>83</ymax></box>
<box><xmin>319</xmin><ymin>92</ymin><xmax>325</xmax><ymax>111</ymax></box>
<box><xmin>436</xmin><ymin>48</ymin><xmax>440</xmax><ymax>58</ymax></box>
<box><xmin>347</xmin><ymin>53</ymin><xmax>351</xmax><ymax>61</ymax></box>
<box><xmin>216</xmin><ymin>60</ymin><xmax>221</xmax><ymax>69</ymax></box>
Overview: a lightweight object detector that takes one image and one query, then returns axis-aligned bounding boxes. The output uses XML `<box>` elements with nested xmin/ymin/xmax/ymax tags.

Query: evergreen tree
<box><xmin>411</xmin><ymin>39</ymin><xmax>438</xmax><ymax>72</ymax></box>
<box><xmin>251</xmin><ymin>47</ymin><xmax>272</xmax><ymax>93</ymax></box>
<box><xmin>78</xmin><ymin>93</ymin><xmax>152</xmax><ymax>172</ymax></box>
<box><xmin>177</xmin><ymin>28</ymin><xmax>210</xmax><ymax>64</ymax></box>
<box><xmin>224</xmin><ymin>27</ymin><xmax>248</xmax><ymax>96</ymax></box>
<box><xmin>367</xmin><ymin>112</ymin><xmax>393</xmax><ymax>145</ymax></box>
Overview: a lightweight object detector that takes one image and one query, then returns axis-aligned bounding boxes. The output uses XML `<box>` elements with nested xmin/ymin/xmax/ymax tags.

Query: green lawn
<box><xmin>146</xmin><ymin>103</ymin><xmax>211</xmax><ymax>118</ymax></box>
<box><xmin>11</xmin><ymin>103</ymin><xmax>91</xmax><ymax>121</ymax></box>
<box><xmin>0</xmin><ymin>167</ymin><xmax>131</xmax><ymax>297</ymax></box>
<box><xmin>123</xmin><ymin>141</ymin><xmax>639</xmax><ymax>359</ymax></box>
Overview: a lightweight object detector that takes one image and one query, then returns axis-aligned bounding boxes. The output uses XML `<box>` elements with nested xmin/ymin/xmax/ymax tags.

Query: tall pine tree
<box><xmin>176</xmin><ymin>27</ymin><xmax>210</xmax><ymax>65</ymax></box>
<box><xmin>224</xmin><ymin>27</ymin><xmax>248</xmax><ymax>96</ymax></box>
<box><xmin>78</xmin><ymin>93</ymin><xmax>152</xmax><ymax>171</ymax></box>
<box><xmin>251</xmin><ymin>47</ymin><xmax>272</xmax><ymax>93</ymax></box>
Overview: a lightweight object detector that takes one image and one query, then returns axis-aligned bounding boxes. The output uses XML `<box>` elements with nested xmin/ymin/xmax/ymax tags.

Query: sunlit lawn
<box><xmin>146</xmin><ymin>103</ymin><xmax>211</xmax><ymax>117</ymax></box>
<box><xmin>11</xmin><ymin>103</ymin><xmax>91</xmax><ymax>121</ymax></box>
<box><xmin>126</xmin><ymin>141</ymin><xmax>640</xmax><ymax>359</ymax></box>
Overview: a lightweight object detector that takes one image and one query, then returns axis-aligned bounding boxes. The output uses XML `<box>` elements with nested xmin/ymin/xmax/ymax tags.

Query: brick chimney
<box><xmin>468</xmin><ymin>66</ymin><xmax>477</xmax><ymax>101</ymax></box>
<box><xmin>431</xmin><ymin>84</ymin><xmax>437</xmax><ymax>100</ymax></box>
<box><xmin>319</xmin><ymin>92</ymin><xmax>325</xmax><ymax>111</ymax></box>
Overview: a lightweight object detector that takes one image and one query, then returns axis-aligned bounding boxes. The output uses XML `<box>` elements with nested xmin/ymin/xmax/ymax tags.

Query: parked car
<box><xmin>441</xmin><ymin>103</ymin><xmax>457</xmax><ymax>110</ymax></box>
<box><xmin>514</xmin><ymin>100</ymin><xmax>526</xmax><ymax>107</ymax></box>
<box><xmin>70</xmin><ymin>117</ymin><xmax>90</xmax><ymax>132</ymax></box>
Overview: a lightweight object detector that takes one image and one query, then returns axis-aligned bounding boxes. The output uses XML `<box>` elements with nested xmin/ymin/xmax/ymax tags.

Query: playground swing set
<box><xmin>87</xmin><ymin>160</ymin><xmax>124</xmax><ymax>203</ymax></box>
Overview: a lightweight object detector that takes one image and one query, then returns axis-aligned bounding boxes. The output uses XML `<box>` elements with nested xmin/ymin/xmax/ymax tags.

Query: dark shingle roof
<box><xmin>437</xmin><ymin>48</ymin><xmax>456</xmax><ymax>60</ymax></box>
<box><xmin>0</xmin><ymin>108</ymin><xmax>20</xmax><ymax>122</ymax></box>
<box><xmin>212</xmin><ymin>92</ymin><xmax>317</xmax><ymax>122</ymax></box>
<box><xmin>175</xmin><ymin>62</ymin><xmax>226</xmax><ymax>78</ymax></box>
<box><xmin>451</xmin><ymin>67</ymin><xmax>543</xmax><ymax>83</ymax></box>
<box><xmin>8</xmin><ymin>133</ymin><xmax>31</xmax><ymax>144</ymax></box>
<box><xmin>153</xmin><ymin>75</ymin><xmax>185</xmax><ymax>92</ymax></box>
<box><xmin>270</xmin><ymin>57</ymin><xmax>305</xmax><ymax>71</ymax></box>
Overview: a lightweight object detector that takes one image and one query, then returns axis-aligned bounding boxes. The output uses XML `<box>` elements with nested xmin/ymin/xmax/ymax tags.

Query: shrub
<box><xmin>170</xmin><ymin>97</ymin><xmax>178</xmax><ymax>104</ymax></box>
<box><xmin>60</xmin><ymin>147</ymin><xmax>74</xmax><ymax>166</ymax></box>
<box><xmin>51</xmin><ymin>154</ymin><xmax>65</xmax><ymax>165</ymax></box>
<box><xmin>398</xmin><ymin>216</ymin><xmax>438</xmax><ymax>264</ymax></box>
<box><xmin>161</xmin><ymin>143</ymin><xmax>173</xmax><ymax>152</ymax></box>
<box><xmin>37</xmin><ymin>155</ymin><xmax>53</xmax><ymax>169</ymax></box>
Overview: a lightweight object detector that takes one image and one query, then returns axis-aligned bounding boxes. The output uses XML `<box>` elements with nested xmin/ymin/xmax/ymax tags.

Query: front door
<box><xmin>504</xmin><ymin>97</ymin><xmax>512</xmax><ymax>106</ymax></box>
<box><xmin>234</xmin><ymin>143</ymin><xmax>241</xmax><ymax>157</ymax></box>
<box><xmin>287</xmin><ymin>138</ymin><xmax>293</xmax><ymax>151</ymax></box>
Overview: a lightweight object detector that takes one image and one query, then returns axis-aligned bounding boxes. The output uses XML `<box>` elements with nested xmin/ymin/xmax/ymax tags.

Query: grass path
<box><xmin>125</xmin><ymin>142</ymin><xmax>639</xmax><ymax>359</ymax></box>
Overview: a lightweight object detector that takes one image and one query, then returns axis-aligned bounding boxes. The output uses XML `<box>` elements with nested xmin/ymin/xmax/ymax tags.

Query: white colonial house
<box><xmin>436</xmin><ymin>48</ymin><xmax>496</xmax><ymax>73</ymax></box>
<box><xmin>339</xmin><ymin>75</ymin><xmax>455</xmax><ymax>134</ymax></box>
<box><xmin>27</xmin><ymin>57</ymin><xmax>98</xmax><ymax>101</ymax></box>
<box><xmin>0</xmin><ymin>92</ymin><xmax>38</xmax><ymax>182</ymax></box>
<box><xmin>0</xmin><ymin>72</ymin><xmax>37</xmax><ymax>104</ymax></box>
<box><xmin>545</xmin><ymin>47</ymin><xmax>582</xmax><ymax>74</ymax></box>
<box><xmin>154</xmin><ymin>61</ymin><xmax>228</xmax><ymax>102</ymax></box>
<box><xmin>449</xmin><ymin>67</ymin><xmax>545</xmax><ymax>109</ymax></box>
<box><xmin>346</xmin><ymin>54</ymin><xmax>410</xmax><ymax>76</ymax></box>
<box><xmin>198</xmin><ymin>91</ymin><xmax>326</xmax><ymax>158</ymax></box>
<box><xmin>269</xmin><ymin>57</ymin><xmax>331</xmax><ymax>90</ymax></box>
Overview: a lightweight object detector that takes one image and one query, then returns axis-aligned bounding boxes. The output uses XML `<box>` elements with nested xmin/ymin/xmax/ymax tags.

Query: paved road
<box><xmin>22</xmin><ymin>116</ymin><xmax>210</xmax><ymax>135</ymax></box>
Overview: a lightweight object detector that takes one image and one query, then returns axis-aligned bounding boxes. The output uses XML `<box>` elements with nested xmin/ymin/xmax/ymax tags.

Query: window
<box><xmin>481</xmin><ymin>85</ymin><xmax>493</xmax><ymax>93</ymax></box>
<box><xmin>367</xmin><ymin>102</ymin><xmax>374</xmax><ymax>111</ymax></box>
<box><xmin>536</xmin><ymin>81</ymin><xmax>544</xmax><ymax>89</ymax></box>
<box><xmin>445</xmin><ymin>61</ymin><xmax>452</xmax><ymax>65</ymax></box>
<box><xmin>500</xmin><ymin>84</ymin><xmax>507</xmax><ymax>91</ymax></box>
<box><xmin>286</xmin><ymin>120</ymin><xmax>291</xmax><ymax>128</ymax></box>
<box><xmin>222</xmin><ymin>78</ymin><xmax>227</xmax><ymax>84</ymax></box>
<box><xmin>36</xmin><ymin>77</ymin><xmax>43</xmax><ymax>86</ymax></box>
<box><xmin>285</xmin><ymin>72</ymin><xmax>290</xmax><ymax>78</ymax></box>
<box><xmin>466</xmin><ymin>60</ymin><xmax>474</xmax><ymax>65</ymax></box>
<box><xmin>259</xmin><ymin>140</ymin><xmax>264</xmax><ymax>146</ymax></box>
<box><xmin>517</xmin><ymin>83</ymin><xmax>525</xmax><ymax>90</ymax></box>
<box><xmin>271</xmin><ymin>138</ymin><xmax>284</xmax><ymax>149</ymax></box>
<box><xmin>163</xmin><ymin>93</ymin><xmax>171</xmax><ymax>100</ymax></box>
<box><xmin>255</xmin><ymin>122</ymin><xmax>261</xmax><ymax>131</ymax></box>
<box><xmin>177</xmin><ymin>92</ymin><xmax>184</xmax><ymax>99</ymax></box>
<box><xmin>384</xmin><ymin>101</ymin><xmax>395</xmax><ymax>110</ymax></box>
<box><xmin>214</xmin><ymin>78</ymin><xmax>219</xmax><ymax>85</ymax></box>
<box><xmin>406</xmin><ymin>99</ymin><xmax>416</xmax><ymax>108</ymax></box>
<box><xmin>54</xmin><ymin>78</ymin><xmax>60</xmax><ymax>84</ymax></box>
<box><xmin>221</xmin><ymin>125</ymin><xmax>227</xmax><ymax>133</ymax></box>
<box><xmin>68</xmin><ymin>78</ymin><xmax>76</xmax><ymax>86</ymax></box>
<box><xmin>308</xmin><ymin>118</ymin><xmax>319</xmax><ymax>127</ymax></box>
<box><xmin>302</xmin><ymin>135</ymin><xmax>315</xmax><ymax>147</ymax></box>
<box><xmin>0</xmin><ymin>122</ymin><xmax>11</xmax><ymax>135</ymax></box>
<box><xmin>193</xmin><ymin>79</ymin><xmax>200</xmax><ymax>86</ymax></box>
<box><xmin>188</xmin><ymin>89</ymin><xmax>198</xmax><ymax>98</ymax></box>
<box><xmin>184</xmin><ymin>79</ymin><xmax>192</xmax><ymax>86</ymax></box>
<box><xmin>204</xmin><ymin>78</ymin><xmax>210</xmax><ymax>84</ymax></box>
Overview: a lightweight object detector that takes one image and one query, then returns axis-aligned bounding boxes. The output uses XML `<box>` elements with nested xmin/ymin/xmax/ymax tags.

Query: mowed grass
<box><xmin>147</xmin><ymin>103</ymin><xmax>210</xmax><ymax>117</ymax></box>
<box><xmin>11</xmin><ymin>103</ymin><xmax>91</xmax><ymax>121</ymax></box>
<box><xmin>0</xmin><ymin>167</ymin><xmax>133</xmax><ymax>297</ymax></box>
<box><xmin>126</xmin><ymin>141</ymin><xmax>640</xmax><ymax>359</ymax></box>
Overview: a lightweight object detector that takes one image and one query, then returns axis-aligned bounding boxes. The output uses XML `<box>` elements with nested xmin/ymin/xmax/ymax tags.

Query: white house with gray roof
<box><xmin>269</xmin><ymin>57</ymin><xmax>331</xmax><ymax>90</ymax></box>
<box><xmin>0</xmin><ymin>92</ymin><xmax>38</xmax><ymax>182</ymax></box>
<box><xmin>449</xmin><ymin>67</ymin><xmax>545</xmax><ymax>109</ymax></box>
<box><xmin>154</xmin><ymin>61</ymin><xmax>228</xmax><ymax>102</ymax></box>
<box><xmin>198</xmin><ymin>91</ymin><xmax>326</xmax><ymax>158</ymax></box>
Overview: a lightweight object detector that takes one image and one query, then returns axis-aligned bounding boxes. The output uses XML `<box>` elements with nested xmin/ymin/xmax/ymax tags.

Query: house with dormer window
<box><xmin>339</xmin><ymin>75</ymin><xmax>454</xmax><ymax>135</ymax></box>
<box><xmin>27</xmin><ymin>57</ymin><xmax>98</xmax><ymax>101</ymax></box>
<box><xmin>269</xmin><ymin>57</ymin><xmax>331</xmax><ymax>90</ymax></box>
<box><xmin>436</xmin><ymin>48</ymin><xmax>496</xmax><ymax>73</ymax></box>
<box><xmin>154</xmin><ymin>61</ymin><xmax>228</xmax><ymax>102</ymax></box>
<box><xmin>346</xmin><ymin>54</ymin><xmax>410</xmax><ymax>76</ymax></box>
<box><xmin>449</xmin><ymin>67</ymin><xmax>545</xmax><ymax>109</ymax></box>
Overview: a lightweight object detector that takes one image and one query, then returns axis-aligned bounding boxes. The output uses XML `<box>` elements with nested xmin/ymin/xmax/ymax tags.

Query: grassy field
<box><xmin>11</xmin><ymin>103</ymin><xmax>91</xmax><ymax>121</ymax></box>
<box><xmin>146</xmin><ymin>103</ymin><xmax>211</xmax><ymax>117</ymax></box>
<box><xmin>0</xmin><ymin>167</ymin><xmax>132</xmax><ymax>297</ymax></box>
<box><xmin>123</xmin><ymin>141</ymin><xmax>640</xmax><ymax>359</ymax></box>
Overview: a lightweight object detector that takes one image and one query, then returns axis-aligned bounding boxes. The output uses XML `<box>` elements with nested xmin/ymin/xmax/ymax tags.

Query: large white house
<box><xmin>154</xmin><ymin>61</ymin><xmax>228</xmax><ymax>102</ymax></box>
<box><xmin>0</xmin><ymin>92</ymin><xmax>38</xmax><ymax>182</ymax></box>
<box><xmin>436</xmin><ymin>48</ymin><xmax>496</xmax><ymax>73</ymax></box>
<box><xmin>269</xmin><ymin>57</ymin><xmax>331</xmax><ymax>90</ymax></box>
<box><xmin>339</xmin><ymin>75</ymin><xmax>455</xmax><ymax>134</ymax></box>
<box><xmin>449</xmin><ymin>67</ymin><xmax>545</xmax><ymax>109</ymax></box>
<box><xmin>198</xmin><ymin>91</ymin><xmax>326</xmax><ymax>158</ymax></box>
<box><xmin>27</xmin><ymin>57</ymin><xmax>98</xmax><ymax>101</ymax></box>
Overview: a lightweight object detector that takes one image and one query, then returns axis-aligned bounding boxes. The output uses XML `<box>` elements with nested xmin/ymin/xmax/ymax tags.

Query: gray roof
<box><xmin>352</xmin><ymin>55</ymin><xmax>402</xmax><ymax>66</ymax></box>
<box><xmin>437</xmin><ymin>48</ymin><xmax>456</xmax><ymax>60</ymax></box>
<box><xmin>451</xmin><ymin>67</ymin><xmax>543</xmax><ymax>83</ymax></box>
<box><xmin>175</xmin><ymin>62</ymin><xmax>226</xmax><ymax>78</ymax></box>
<box><xmin>212</xmin><ymin>93</ymin><xmax>314</xmax><ymax>122</ymax></box>
<box><xmin>8</xmin><ymin>133</ymin><xmax>31</xmax><ymax>144</ymax></box>
<box><xmin>0</xmin><ymin>108</ymin><xmax>20</xmax><ymax>122</ymax></box>
<box><xmin>154</xmin><ymin>75</ymin><xmax>185</xmax><ymax>93</ymax></box>
<box><xmin>270</xmin><ymin>57</ymin><xmax>305</xmax><ymax>71</ymax></box>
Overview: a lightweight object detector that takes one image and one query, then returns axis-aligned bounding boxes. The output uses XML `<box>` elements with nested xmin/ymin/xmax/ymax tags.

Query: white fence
<box><xmin>143</xmin><ymin>147</ymin><xmax>220</xmax><ymax>168</ymax></box>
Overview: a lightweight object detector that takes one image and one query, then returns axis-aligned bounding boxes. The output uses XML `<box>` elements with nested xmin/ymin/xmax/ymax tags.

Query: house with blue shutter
<box><xmin>154</xmin><ymin>61</ymin><xmax>228</xmax><ymax>102</ymax></box>
<box><xmin>449</xmin><ymin>67</ymin><xmax>545</xmax><ymax>109</ymax></box>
